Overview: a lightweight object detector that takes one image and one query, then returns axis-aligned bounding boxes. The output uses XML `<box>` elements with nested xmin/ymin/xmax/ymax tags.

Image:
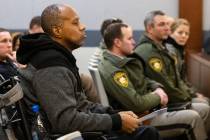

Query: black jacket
<box><xmin>17</xmin><ymin>33</ymin><xmax>121</xmax><ymax>134</ymax></box>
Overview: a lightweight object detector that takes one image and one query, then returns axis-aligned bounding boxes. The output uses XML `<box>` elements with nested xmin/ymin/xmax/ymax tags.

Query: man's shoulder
<box><xmin>99</xmin><ymin>59</ymin><xmax>127</xmax><ymax>83</ymax></box>
<box><xmin>127</xmin><ymin>54</ymin><xmax>145</xmax><ymax>67</ymax></box>
<box><xmin>36</xmin><ymin>65</ymin><xmax>73</xmax><ymax>76</ymax></box>
<box><xmin>20</xmin><ymin>64</ymin><xmax>74</xmax><ymax>82</ymax></box>
<box><xmin>137</xmin><ymin>39</ymin><xmax>155</xmax><ymax>49</ymax></box>
<box><xmin>134</xmin><ymin>42</ymin><xmax>155</xmax><ymax>58</ymax></box>
<box><xmin>99</xmin><ymin>51</ymin><xmax>119</xmax><ymax>67</ymax></box>
<box><xmin>99</xmin><ymin>59</ymin><xmax>119</xmax><ymax>74</ymax></box>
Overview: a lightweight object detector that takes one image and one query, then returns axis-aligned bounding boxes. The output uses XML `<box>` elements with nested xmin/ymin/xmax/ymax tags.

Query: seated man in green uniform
<box><xmin>134</xmin><ymin>10</ymin><xmax>210</xmax><ymax>136</ymax></box>
<box><xmin>98</xmin><ymin>23</ymin><xmax>208</xmax><ymax>140</ymax></box>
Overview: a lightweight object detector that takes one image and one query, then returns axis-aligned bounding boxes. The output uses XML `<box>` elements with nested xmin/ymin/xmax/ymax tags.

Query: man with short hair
<box><xmin>28</xmin><ymin>15</ymin><xmax>99</xmax><ymax>103</ymax></box>
<box><xmin>16</xmin><ymin>4</ymin><xmax>161</xmax><ymax>140</ymax></box>
<box><xmin>97</xmin><ymin>18</ymin><xmax>123</xmax><ymax>59</ymax></box>
<box><xmin>134</xmin><ymin>10</ymin><xmax>210</xmax><ymax>139</ymax></box>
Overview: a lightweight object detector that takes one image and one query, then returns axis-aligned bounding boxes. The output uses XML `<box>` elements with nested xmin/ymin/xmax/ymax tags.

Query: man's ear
<box><xmin>114</xmin><ymin>38</ymin><xmax>121</xmax><ymax>48</ymax></box>
<box><xmin>146</xmin><ymin>24</ymin><xmax>153</xmax><ymax>33</ymax></box>
<box><xmin>52</xmin><ymin>25</ymin><xmax>62</xmax><ymax>38</ymax></box>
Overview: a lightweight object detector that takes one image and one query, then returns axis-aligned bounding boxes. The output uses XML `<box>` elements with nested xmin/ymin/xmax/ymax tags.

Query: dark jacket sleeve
<box><xmin>33</xmin><ymin>66</ymin><xmax>121</xmax><ymax>133</ymax></box>
<box><xmin>145</xmin><ymin>77</ymin><xmax>164</xmax><ymax>91</ymax></box>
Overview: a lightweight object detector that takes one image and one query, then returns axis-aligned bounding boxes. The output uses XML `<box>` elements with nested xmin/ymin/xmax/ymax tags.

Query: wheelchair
<box><xmin>0</xmin><ymin>76</ymin><xmax>108</xmax><ymax>140</ymax></box>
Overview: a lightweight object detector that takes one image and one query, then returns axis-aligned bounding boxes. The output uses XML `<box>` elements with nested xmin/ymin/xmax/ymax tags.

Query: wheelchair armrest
<box><xmin>50</xmin><ymin>134</ymin><xmax>62</xmax><ymax>139</ymax></box>
<box><xmin>51</xmin><ymin>131</ymin><xmax>104</xmax><ymax>140</ymax></box>
<box><xmin>56</xmin><ymin>131</ymin><xmax>83</xmax><ymax>140</ymax></box>
<box><xmin>0</xmin><ymin>77</ymin><xmax>23</xmax><ymax>108</ymax></box>
<box><xmin>81</xmin><ymin>131</ymin><xmax>104</xmax><ymax>139</ymax></box>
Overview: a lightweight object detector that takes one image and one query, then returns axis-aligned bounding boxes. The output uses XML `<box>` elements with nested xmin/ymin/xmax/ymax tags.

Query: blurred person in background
<box><xmin>28</xmin><ymin>16</ymin><xmax>44</xmax><ymax>34</ymax></box>
<box><xmin>0</xmin><ymin>28</ymin><xmax>19</xmax><ymax>79</ymax></box>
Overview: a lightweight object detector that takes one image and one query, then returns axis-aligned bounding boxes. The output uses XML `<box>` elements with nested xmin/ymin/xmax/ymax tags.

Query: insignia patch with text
<box><xmin>149</xmin><ymin>58</ymin><xmax>163</xmax><ymax>72</ymax></box>
<box><xmin>113</xmin><ymin>71</ymin><xmax>129</xmax><ymax>87</ymax></box>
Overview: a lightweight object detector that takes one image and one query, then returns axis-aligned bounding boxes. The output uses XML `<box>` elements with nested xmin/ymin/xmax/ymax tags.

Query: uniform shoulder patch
<box><xmin>149</xmin><ymin>57</ymin><xmax>163</xmax><ymax>72</ymax></box>
<box><xmin>113</xmin><ymin>71</ymin><xmax>129</xmax><ymax>88</ymax></box>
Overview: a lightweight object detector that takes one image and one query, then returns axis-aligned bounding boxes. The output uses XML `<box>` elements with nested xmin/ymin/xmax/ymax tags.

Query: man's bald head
<box><xmin>41</xmin><ymin>4</ymin><xmax>75</xmax><ymax>36</ymax></box>
<box><xmin>41</xmin><ymin>4</ymin><xmax>86</xmax><ymax>50</ymax></box>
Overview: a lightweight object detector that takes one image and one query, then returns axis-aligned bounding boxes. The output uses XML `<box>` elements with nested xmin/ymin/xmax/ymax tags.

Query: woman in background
<box><xmin>10</xmin><ymin>32</ymin><xmax>26</xmax><ymax>68</ymax></box>
<box><xmin>165</xmin><ymin>18</ymin><xmax>209</xmax><ymax>104</ymax></box>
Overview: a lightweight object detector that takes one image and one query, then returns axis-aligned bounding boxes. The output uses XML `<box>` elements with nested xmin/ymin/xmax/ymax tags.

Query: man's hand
<box><xmin>6</xmin><ymin>52</ymin><xmax>26</xmax><ymax>68</ymax></box>
<box><xmin>6</xmin><ymin>51</ymin><xmax>16</xmax><ymax>62</ymax></box>
<box><xmin>118</xmin><ymin>111</ymin><xmax>141</xmax><ymax>134</ymax></box>
<box><xmin>153</xmin><ymin>88</ymin><xmax>168</xmax><ymax>106</ymax></box>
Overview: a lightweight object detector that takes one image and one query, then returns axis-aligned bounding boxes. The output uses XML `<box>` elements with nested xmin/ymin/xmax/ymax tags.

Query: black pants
<box><xmin>105</xmin><ymin>126</ymin><xmax>162</xmax><ymax>140</ymax></box>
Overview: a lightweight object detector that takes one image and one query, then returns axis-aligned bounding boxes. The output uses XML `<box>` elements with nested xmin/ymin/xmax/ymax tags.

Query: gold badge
<box><xmin>113</xmin><ymin>71</ymin><xmax>129</xmax><ymax>87</ymax></box>
<box><xmin>149</xmin><ymin>58</ymin><xmax>163</xmax><ymax>72</ymax></box>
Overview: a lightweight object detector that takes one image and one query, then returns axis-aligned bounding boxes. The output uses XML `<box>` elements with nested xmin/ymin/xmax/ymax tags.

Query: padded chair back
<box><xmin>0</xmin><ymin>79</ymin><xmax>23</xmax><ymax>108</ymax></box>
<box><xmin>88</xmin><ymin>65</ymin><xmax>109</xmax><ymax>106</ymax></box>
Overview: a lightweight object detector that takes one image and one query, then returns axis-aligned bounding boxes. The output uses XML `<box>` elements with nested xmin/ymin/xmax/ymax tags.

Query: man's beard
<box><xmin>67</xmin><ymin>40</ymin><xmax>83</xmax><ymax>51</ymax></box>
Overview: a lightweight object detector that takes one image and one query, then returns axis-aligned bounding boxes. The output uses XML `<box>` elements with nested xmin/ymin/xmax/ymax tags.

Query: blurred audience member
<box><xmin>0</xmin><ymin>28</ymin><xmax>18</xmax><ymax>80</ymax></box>
<box><xmin>12</xmin><ymin>32</ymin><xmax>23</xmax><ymax>51</ymax></box>
<box><xmin>166</xmin><ymin>15</ymin><xmax>175</xmax><ymax>35</ymax></box>
<box><xmin>29</xmin><ymin>16</ymin><xmax>44</xmax><ymax>34</ymax></box>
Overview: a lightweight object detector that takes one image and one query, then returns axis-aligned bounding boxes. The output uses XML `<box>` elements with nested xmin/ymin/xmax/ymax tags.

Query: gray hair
<box><xmin>144</xmin><ymin>10</ymin><xmax>165</xmax><ymax>29</ymax></box>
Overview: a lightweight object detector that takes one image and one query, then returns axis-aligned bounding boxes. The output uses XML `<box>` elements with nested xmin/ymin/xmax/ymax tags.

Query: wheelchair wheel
<box><xmin>0</xmin><ymin>126</ymin><xmax>9</xmax><ymax>140</ymax></box>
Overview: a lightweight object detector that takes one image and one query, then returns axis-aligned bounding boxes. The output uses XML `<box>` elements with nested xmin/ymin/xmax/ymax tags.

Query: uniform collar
<box><xmin>140</xmin><ymin>33</ymin><xmax>167</xmax><ymax>51</ymax></box>
<box><xmin>103</xmin><ymin>50</ymin><xmax>134</xmax><ymax>68</ymax></box>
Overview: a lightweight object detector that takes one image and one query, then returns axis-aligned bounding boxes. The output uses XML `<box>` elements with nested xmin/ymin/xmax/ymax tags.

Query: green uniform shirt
<box><xmin>134</xmin><ymin>34</ymin><xmax>192</xmax><ymax>103</ymax></box>
<box><xmin>98</xmin><ymin>50</ymin><xmax>161</xmax><ymax>113</ymax></box>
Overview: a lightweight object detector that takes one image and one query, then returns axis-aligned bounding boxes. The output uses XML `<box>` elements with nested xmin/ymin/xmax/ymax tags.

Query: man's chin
<box><xmin>78</xmin><ymin>40</ymin><xmax>86</xmax><ymax>47</ymax></box>
<box><xmin>72</xmin><ymin>42</ymin><xmax>84</xmax><ymax>50</ymax></box>
<box><xmin>72</xmin><ymin>44</ymin><xmax>81</xmax><ymax>50</ymax></box>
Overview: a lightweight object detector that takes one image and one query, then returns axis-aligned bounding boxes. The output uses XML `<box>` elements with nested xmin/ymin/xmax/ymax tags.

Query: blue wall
<box><xmin>83</xmin><ymin>30</ymin><xmax>143</xmax><ymax>47</ymax></box>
